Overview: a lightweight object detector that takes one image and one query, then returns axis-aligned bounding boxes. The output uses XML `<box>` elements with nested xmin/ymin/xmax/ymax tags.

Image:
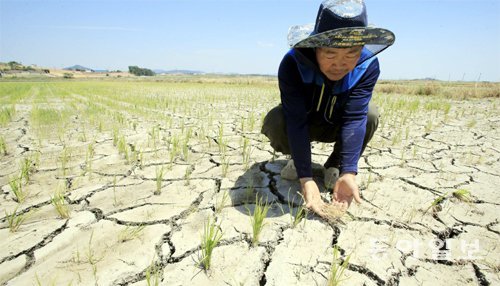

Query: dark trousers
<box><xmin>261</xmin><ymin>103</ymin><xmax>379</xmax><ymax>169</ymax></box>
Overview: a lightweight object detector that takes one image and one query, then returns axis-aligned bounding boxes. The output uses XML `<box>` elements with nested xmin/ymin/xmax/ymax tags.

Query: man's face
<box><xmin>315</xmin><ymin>46</ymin><xmax>363</xmax><ymax>81</ymax></box>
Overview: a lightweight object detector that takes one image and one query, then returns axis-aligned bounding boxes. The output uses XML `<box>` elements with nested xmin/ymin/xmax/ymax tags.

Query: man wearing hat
<box><xmin>261</xmin><ymin>0</ymin><xmax>395</xmax><ymax>216</ymax></box>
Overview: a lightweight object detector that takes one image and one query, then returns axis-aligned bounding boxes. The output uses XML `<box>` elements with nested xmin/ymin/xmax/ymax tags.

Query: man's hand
<box><xmin>332</xmin><ymin>173</ymin><xmax>362</xmax><ymax>208</ymax></box>
<box><xmin>300</xmin><ymin>178</ymin><xmax>326</xmax><ymax>217</ymax></box>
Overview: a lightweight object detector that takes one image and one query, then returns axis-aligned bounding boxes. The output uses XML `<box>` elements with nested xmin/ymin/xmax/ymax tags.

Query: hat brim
<box><xmin>288</xmin><ymin>25</ymin><xmax>395</xmax><ymax>48</ymax></box>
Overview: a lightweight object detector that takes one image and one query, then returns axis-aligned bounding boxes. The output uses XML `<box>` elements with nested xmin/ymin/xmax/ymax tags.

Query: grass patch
<box><xmin>0</xmin><ymin>106</ymin><xmax>15</xmax><ymax>126</ymax></box>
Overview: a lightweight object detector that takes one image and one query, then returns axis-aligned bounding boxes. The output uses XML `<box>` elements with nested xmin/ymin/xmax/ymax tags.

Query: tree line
<box><xmin>128</xmin><ymin>66</ymin><xmax>155</xmax><ymax>76</ymax></box>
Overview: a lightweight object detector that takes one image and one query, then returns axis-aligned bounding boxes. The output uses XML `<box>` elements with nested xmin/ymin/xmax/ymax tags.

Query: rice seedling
<box><xmin>9</xmin><ymin>176</ymin><xmax>26</xmax><ymax>203</ymax></box>
<box><xmin>182</xmin><ymin>138</ymin><xmax>190</xmax><ymax>162</ymax></box>
<box><xmin>145</xmin><ymin>260</ymin><xmax>161</xmax><ymax>286</ymax></box>
<box><xmin>452</xmin><ymin>189</ymin><xmax>472</xmax><ymax>203</ymax></box>
<box><xmin>5</xmin><ymin>206</ymin><xmax>29</xmax><ymax>232</ymax></box>
<box><xmin>467</xmin><ymin>118</ymin><xmax>477</xmax><ymax>129</ymax></box>
<box><xmin>132</xmin><ymin>147</ymin><xmax>144</xmax><ymax>168</ymax></box>
<box><xmin>112</xmin><ymin>127</ymin><xmax>119</xmax><ymax>147</ymax></box>
<box><xmin>85</xmin><ymin>230</ymin><xmax>103</xmax><ymax>283</ymax></box>
<box><xmin>117</xmin><ymin>135</ymin><xmax>130</xmax><ymax>162</ymax></box>
<box><xmin>78</xmin><ymin>125</ymin><xmax>87</xmax><ymax>142</ymax></box>
<box><xmin>154</xmin><ymin>166</ymin><xmax>165</xmax><ymax>195</ymax></box>
<box><xmin>34</xmin><ymin>273</ymin><xmax>63</xmax><ymax>286</ymax></box>
<box><xmin>51</xmin><ymin>190</ymin><xmax>71</xmax><ymax>219</ymax></box>
<box><xmin>59</xmin><ymin>146</ymin><xmax>71</xmax><ymax>177</ymax></box>
<box><xmin>403</xmin><ymin>206</ymin><xmax>418</xmax><ymax>223</ymax></box>
<box><xmin>184</xmin><ymin>165</ymin><xmax>193</xmax><ymax>186</ymax></box>
<box><xmin>20</xmin><ymin>156</ymin><xmax>36</xmax><ymax>184</ymax></box>
<box><xmin>290</xmin><ymin>203</ymin><xmax>306</xmax><ymax>229</ymax></box>
<box><xmin>327</xmin><ymin>245</ymin><xmax>351</xmax><ymax>286</ymax></box>
<box><xmin>423</xmin><ymin>192</ymin><xmax>448</xmax><ymax>215</ymax></box>
<box><xmin>424</xmin><ymin>120</ymin><xmax>433</xmax><ymax>133</ymax></box>
<box><xmin>199</xmin><ymin>216</ymin><xmax>223</xmax><ymax>271</ymax></box>
<box><xmin>241</xmin><ymin>137</ymin><xmax>252</xmax><ymax>170</ymax></box>
<box><xmin>169</xmin><ymin>135</ymin><xmax>180</xmax><ymax>166</ymax></box>
<box><xmin>221</xmin><ymin>154</ymin><xmax>230</xmax><ymax>177</ymax></box>
<box><xmin>214</xmin><ymin>190</ymin><xmax>229</xmax><ymax>215</ymax></box>
<box><xmin>364</xmin><ymin>172</ymin><xmax>373</xmax><ymax>191</ymax></box>
<box><xmin>112</xmin><ymin>175</ymin><xmax>120</xmax><ymax>206</ymax></box>
<box><xmin>217</xmin><ymin>124</ymin><xmax>225</xmax><ymax>153</ymax></box>
<box><xmin>0</xmin><ymin>136</ymin><xmax>7</xmax><ymax>155</ymax></box>
<box><xmin>249</xmin><ymin>195</ymin><xmax>270</xmax><ymax>246</ymax></box>
<box><xmin>118</xmin><ymin>225</ymin><xmax>146</xmax><ymax>242</ymax></box>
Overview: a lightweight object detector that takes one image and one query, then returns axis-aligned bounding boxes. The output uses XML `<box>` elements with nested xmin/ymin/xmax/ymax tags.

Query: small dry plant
<box><xmin>118</xmin><ymin>225</ymin><xmax>146</xmax><ymax>242</ymax></box>
<box><xmin>321</xmin><ymin>203</ymin><xmax>347</xmax><ymax>223</ymax></box>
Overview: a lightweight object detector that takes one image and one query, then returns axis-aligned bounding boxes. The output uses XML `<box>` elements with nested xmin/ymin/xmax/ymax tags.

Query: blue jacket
<box><xmin>278</xmin><ymin>47</ymin><xmax>380</xmax><ymax>178</ymax></box>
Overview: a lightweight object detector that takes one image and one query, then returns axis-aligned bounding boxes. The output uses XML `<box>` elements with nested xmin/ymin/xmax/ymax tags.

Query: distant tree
<box><xmin>63</xmin><ymin>73</ymin><xmax>74</xmax><ymax>79</ymax></box>
<box><xmin>128</xmin><ymin>65</ymin><xmax>155</xmax><ymax>76</ymax></box>
<box><xmin>8</xmin><ymin>61</ymin><xmax>22</xmax><ymax>70</ymax></box>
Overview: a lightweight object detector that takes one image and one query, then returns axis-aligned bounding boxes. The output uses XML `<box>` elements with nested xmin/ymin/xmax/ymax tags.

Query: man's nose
<box><xmin>331</xmin><ymin>60</ymin><xmax>347</xmax><ymax>68</ymax></box>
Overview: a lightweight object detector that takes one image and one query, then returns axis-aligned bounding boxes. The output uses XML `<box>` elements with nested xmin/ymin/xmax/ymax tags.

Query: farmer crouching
<box><xmin>261</xmin><ymin>0</ymin><xmax>395</xmax><ymax>217</ymax></box>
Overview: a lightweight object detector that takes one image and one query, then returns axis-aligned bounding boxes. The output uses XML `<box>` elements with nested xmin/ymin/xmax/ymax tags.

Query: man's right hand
<box><xmin>300</xmin><ymin>178</ymin><xmax>326</xmax><ymax>217</ymax></box>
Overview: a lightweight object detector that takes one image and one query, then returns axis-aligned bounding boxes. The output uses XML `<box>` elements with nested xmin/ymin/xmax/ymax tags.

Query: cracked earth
<box><xmin>0</xmin><ymin>81</ymin><xmax>499</xmax><ymax>285</ymax></box>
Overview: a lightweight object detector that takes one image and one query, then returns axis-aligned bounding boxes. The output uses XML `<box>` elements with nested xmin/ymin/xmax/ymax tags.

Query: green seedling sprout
<box><xmin>145</xmin><ymin>260</ymin><xmax>161</xmax><ymax>286</ymax></box>
<box><xmin>328</xmin><ymin>245</ymin><xmax>351</xmax><ymax>286</ymax></box>
<box><xmin>155</xmin><ymin>166</ymin><xmax>164</xmax><ymax>195</ymax></box>
<box><xmin>5</xmin><ymin>206</ymin><xmax>29</xmax><ymax>232</ymax></box>
<box><xmin>249</xmin><ymin>195</ymin><xmax>270</xmax><ymax>246</ymax></box>
<box><xmin>452</xmin><ymin>189</ymin><xmax>472</xmax><ymax>203</ymax></box>
<box><xmin>9</xmin><ymin>176</ymin><xmax>26</xmax><ymax>203</ymax></box>
<box><xmin>112</xmin><ymin>175</ymin><xmax>119</xmax><ymax>206</ymax></box>
<box><xmin>221</xmin><ymin>155</ymin><xmax>229</xmax><ymax>177</ymax></box>
<box><xmin>199</xmin><ymin>216</ymin><xmax>223</xmax><ymax>271</ymax></box>
<box><xmin>423</xmin><ymin>192</ymin><xmax>448</xmax><ymax>215</ymax></box>
<box><xmin>214</xmin><ymin>190</ymin><xmax>229</xmax><ymax>215</ymax></box>
<box><xmin>51</xmin><ymin>190</ymin><xmax>71</xmax><ymax>219</ymax></box>
<box><xmin>20</xmin><ymin>156</ymin><xmax>35</xmax><ymax>184</ymax></box>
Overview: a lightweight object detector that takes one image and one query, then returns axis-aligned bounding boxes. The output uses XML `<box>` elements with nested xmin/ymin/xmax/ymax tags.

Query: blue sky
<box><xmin>1</xmin><ymin>0</ymin><xmax>499</xmax><ymax>81</ymax></box>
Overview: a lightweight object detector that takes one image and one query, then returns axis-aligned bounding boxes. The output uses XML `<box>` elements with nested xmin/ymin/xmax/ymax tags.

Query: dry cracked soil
<box><xmin>0</xmin><ymin>82</ymin><xmax>499</xmax><ymax>286</ymax></box>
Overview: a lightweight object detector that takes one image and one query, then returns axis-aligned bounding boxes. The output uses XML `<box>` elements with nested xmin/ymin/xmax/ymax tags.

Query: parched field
<box><xmin>0</xmin><ymin>77</ymin><xmax>499</xmax><ymax>285</ymax></box>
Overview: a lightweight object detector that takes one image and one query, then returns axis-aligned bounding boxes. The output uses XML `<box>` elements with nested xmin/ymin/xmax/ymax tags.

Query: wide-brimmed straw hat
<box><xmin>288</xmin><ymin>0</ymin><xmax>395</xmax><ymax>54</ymax></box>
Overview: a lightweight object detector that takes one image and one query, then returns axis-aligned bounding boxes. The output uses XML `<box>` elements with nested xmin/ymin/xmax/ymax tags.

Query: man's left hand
<box><xmin>332</xmin><ymin>173</ymin><xmax>362</xmax><ymax>208</ymax></box>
